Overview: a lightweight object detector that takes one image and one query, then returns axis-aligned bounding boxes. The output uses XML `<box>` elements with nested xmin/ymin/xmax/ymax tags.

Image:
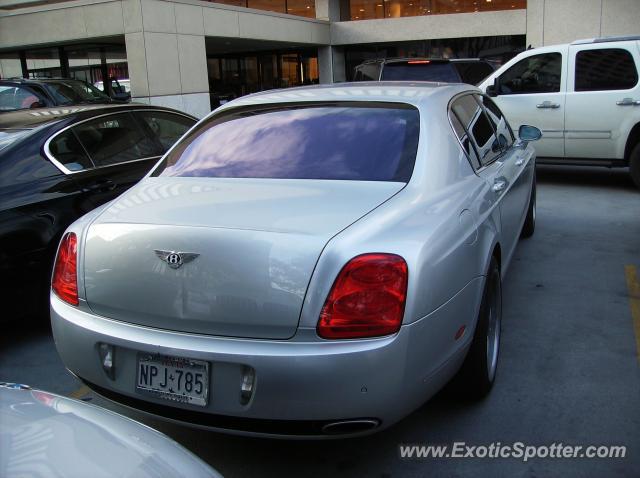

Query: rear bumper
<box><xmin>51</xmin><ymin>279</ymin><xmax>480</xmax><ymax>438</ymax></box>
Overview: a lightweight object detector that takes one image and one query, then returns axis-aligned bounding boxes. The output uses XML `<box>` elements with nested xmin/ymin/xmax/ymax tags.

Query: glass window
<box><xmin>451</xmin><ymin>94</ymin><xmax>500</xmax><ymax>166</ymax></box>
<box><xmin>48</xmin><ymin>130</ymin><xmax>94</xmax><ymax>171</ymax></box>
<box><xmin>45</xmin><ymin>80</ymin><xmax>110</xmax><ymax>105</ymax></box>
<box><xmin>449</xmin><ymin>109</ymin><xmax>481</xmax><ymax>170</ymax></box>
<box><xmin>575</xmin><ymin>48</ymin><xmax>638</xmax><ymax>92</ymax></box>
<box><xmin>154</xmin><ymin>104</ymin><xmax>420</xmax><ymax>182</ymax></box>
<box><xmin>136</xmin><ymin>111</ymin><xmax>195</xmax><ymax>151</ymax></box>
<box><xmin>0</xmin><ymin>85</ymin><xmax>44</xmax><ymax>112</ymax></box>
<box><xmin>73</xmin><ymin>113</ymin><xmax>158</xmax><ymax>168</ymax></box>
<box><xmin>498</xmin><ymin>52</ymin><xmax>561</xmax><ymax>95</ymax></box>
<box><xmin>453</xmin><ymin>61</ymin><xmax>495</xmax><ymax>85</ymax></box>
<box><xmin>286</xmin><ymin>0</ymin><xmax>315</xmax><ymax>17</ymax></box>
<box><xmin>477</xmin><ymin>94</ymin><xmax>514</xmax><ymax>150</ymax></box>
<box><xmin>347</xmin><ymin>0</ymin><xmax>526</xmax><ymax>21</ymax></box>
<box><xmin>381</xmin><ymin>62</ymin><xmax>460</xmax><ymax>82</ymax></box>
<box><xmin>246</xmin><ymin>0</ymin><xmax>285</xmax><ymax>13</ymax></box>
<box><xmin>354</xmin><ymin>63</ymin><xmax>381</xmax><ymax>81</ymax></box>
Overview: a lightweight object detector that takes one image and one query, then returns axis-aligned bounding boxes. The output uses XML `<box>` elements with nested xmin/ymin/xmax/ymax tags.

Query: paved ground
<box><xmin>2</xmin><ymin>165</ymin><xmax>639</xmax><ymax>477</ymax></box>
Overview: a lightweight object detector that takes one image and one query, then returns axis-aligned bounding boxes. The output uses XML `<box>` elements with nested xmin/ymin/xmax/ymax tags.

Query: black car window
<box><xmin>476</xmin><ymin>94</ymin><xmax>514</xmax><ymax>150</ymax></box>
<box><xmin>0</xmin><ymin>85</ymin><xmax>44</xmax><ymax>112</ymax></box>
<box><xmin>48</xmin><ymin>130</ymin><xmax>94</xmax><ymax>172</ymax></box>
<box><xmin>451</xmin><ymin>94</ymin><xmax>500</xmax><ymax>167</ymax></box>
<box><xmin>498</xmin><ymin>52</ymin><xmax>562</xmax><ymax>94</ymax></box>
<box><xmin>454</xmin><ymin>62</ymin><xmax>495</xmax><ymax>85</ymax></box>
<box><xmin>72</xmin><ymin>112</ymin><xmax>158</xmax><ymax>168</ymax></box>
<box><xmin>575</xmin><ymin>48</ymin><xmax>638</xmax><ymax>91</ymax></box>
<box><xmin>136</xmin><ymin>111</ymin><xmax>195</xmax><ymax>151</ymax></box>
<box><xmin>44</xmin><ymin>80</ymin><xmax>110</xmax><ymax>105</ymax></box>
<box><xmin>154</xmin><ymin>104</ymin><xmax>420</xmax><ymax>182</ymax></box>
<box><xmin>381</xmin><ymin>62</ymin><xmax>460</xmax><ymax>82</ymax></box>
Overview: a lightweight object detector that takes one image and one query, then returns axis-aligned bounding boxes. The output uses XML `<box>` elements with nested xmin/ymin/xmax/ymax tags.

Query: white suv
<box><xmin>479</xmin><ymin>35</ymin><xmax>640</xmax><ymax>188</ymax></box>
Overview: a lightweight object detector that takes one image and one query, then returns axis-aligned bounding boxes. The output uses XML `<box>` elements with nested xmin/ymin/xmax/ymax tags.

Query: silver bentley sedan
<box><xmin>51</xmin><ymin>83</ymin><xmax>540</xmax><ymax>438</ymax></box>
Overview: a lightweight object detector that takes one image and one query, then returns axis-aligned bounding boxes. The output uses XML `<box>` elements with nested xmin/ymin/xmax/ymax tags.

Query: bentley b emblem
<box><xmin>154</xmin><ymin>250</ymin><xmax>200</xmax><ymax>269</ymax></box>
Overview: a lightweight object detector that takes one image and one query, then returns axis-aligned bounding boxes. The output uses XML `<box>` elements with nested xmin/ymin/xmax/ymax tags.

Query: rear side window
<box><xmin>154</xmin><ymin>104</ymin><xmax>420</xmax><ymax>182</ymax></box>
<box><xmin>477</xmin><ymin>95</ymin><xmax>514</xmax><ymax>150</ymax></box>
<box><xmin>575</xmin><ymin>48</ymin><xmax>638</xmax><ymax>91</ymax></box>
<box><xmin>48</xmin><ymin>130</ymin><xmax>94</xmax><ymax>171</ymax></box>
<box><xmin>454</xmin><ymin>62</ymin><xmax>495</xmax><ymax>85</ymax></box>
<box><xmin>136</xmin><ymin>111</ymin><xmax>194</xmax><ymax>151</ymax></box>
<box><xmin>0</xmin><ymin>85</ymin><xmax>43</xmax><ymax>111</ymax></box>
<box><xmin>72</xmin><ymin>112</ymin><xmax>158</xmax><ymax>167</ymax></box>
<box><xmin>354</xmin><ymin>64</ymin><xmax>381</xmax><ymax>81</ymax></box>
<box><xmin>498</xmin><ymin>52</ymin><xmax>562</xmax><ymax>94</ymax></box>
<box><xmin>381</xmin><ymin>62</ymin><xmax>460</xmax><ymax>82</ymax></box>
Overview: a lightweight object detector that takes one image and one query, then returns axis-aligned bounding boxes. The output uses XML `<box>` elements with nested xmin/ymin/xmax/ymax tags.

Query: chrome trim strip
<box><xmin>43</xmin><ymin>108</ymin><xmax>195</xmax><ymax>175</ymax></box>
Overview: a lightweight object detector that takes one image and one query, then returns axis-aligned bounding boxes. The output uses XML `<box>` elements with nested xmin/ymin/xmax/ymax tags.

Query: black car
<box><xmin>0</xmin><ymin>104</ymin><xmax>197</xmax><ymax>319</ymax></box>
<box><xmin>353</xmin><ymin>58</ymin><xmax>496</xmax><ymax>85</ymax></box>
<box><xmin>0</xmin><ymin>78</ymin><xmax>118</xmax><ymax>113</ymax></box>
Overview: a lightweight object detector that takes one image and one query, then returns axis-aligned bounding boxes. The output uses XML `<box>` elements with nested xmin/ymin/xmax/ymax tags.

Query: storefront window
<box><xmin>206</xmin><ymin>0</ymin><xmax>316</xmax><ymax>17</ymax></box>
<box><xmin>0</xmin><ymin>52</ymin><xmax>22</xmax><ymax>79</ymax></box>
<box><xmin>348</xmin><ymin>0</ymin><xmax>526</xmax><ymax>21</ymax></box>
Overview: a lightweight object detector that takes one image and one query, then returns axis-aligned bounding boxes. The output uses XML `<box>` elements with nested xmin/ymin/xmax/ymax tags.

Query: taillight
<box><xmin>52</xmin><ymin>232</ymin><xmax>78</xmax><ymax>306</ymax></box>
<box><xmin>317</xmin><ymin>253</ymin><xmax>408</xmax><ymax>339</ymax></box>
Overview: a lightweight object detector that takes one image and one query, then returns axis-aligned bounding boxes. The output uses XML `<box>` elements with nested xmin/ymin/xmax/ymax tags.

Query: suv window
<box><xmin>48</xmin><ymin>130</ymin><xmax>94</xmax><ymax>172</ymax></box>
<box><xmin>136</xmin><ymin>111</ymin><xmax>194</xmax><ymax>151</ymax></box>
<box><xmin>575</xmin><ymin>48</ymin><xmax>638</xmax><ymax>91</ymax></box>
<box><xmin>72</xmin><ymin>112</ymin><xmax>158</xmax><ymax>168</ymax></box>
<box><xmin>454</xmin><ymin>62</ymin><xmax>494</xmax><ymax>85</ymax></box>
<box><xmin>354</xmin><ymin>63</ymin><xmax>381</xmax><ymax>81</ymax></box>
<box><xmin>450</xmin><ymin>94</ymin><xmax>501</xmax><ymax>167</ymax></box>
<box><xmin>154</xmin><ymin>104</ymin><xmax>420</xmax><ymax>182</ymax></box>
<box><xmin>498</xmin><ymin>52</ymin><xmax>562</xmax><ymax>94</ymax></box>
<box><xmin>0</xmin><ymin>85</ymin><xmax>44</xmax><ymax>111</ymax></box>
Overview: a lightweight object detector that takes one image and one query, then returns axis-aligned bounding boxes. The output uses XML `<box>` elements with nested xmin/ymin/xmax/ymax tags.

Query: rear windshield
<box><xmin>381</xmin><ymin>62</ymin><xmax>460</xmax><ymax>82</ymax></box>
<box><xmin>154</xmin><ymin>104</ymin><xmax>420</xmax><ymax>182</ymax></box>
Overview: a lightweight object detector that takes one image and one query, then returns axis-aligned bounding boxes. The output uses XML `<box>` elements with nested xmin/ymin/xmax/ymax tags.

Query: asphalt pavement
<box><xmin>2</xmin><ymin>164</ymin><xmax>639</xmax><ymax>477</ymax></box>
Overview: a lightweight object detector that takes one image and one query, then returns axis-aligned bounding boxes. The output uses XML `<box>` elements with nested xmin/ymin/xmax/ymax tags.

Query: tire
<box><xmin>455</xmin><ymin>256</ymin><xmax>502</xmax><ymax>399</ymax></box>
<box><xmin>521</xmin><ymin>173</ymin><xmax>536</xmax><ymax>238</ymax></box>
<box><xmin>630</xmin><ymin>143</ymin><xmax>640</xmax><ymax>190</ymax></box>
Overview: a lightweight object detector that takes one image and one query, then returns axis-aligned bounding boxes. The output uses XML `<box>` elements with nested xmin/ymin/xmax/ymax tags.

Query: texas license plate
<box><xmin>136</xmin><ymin>354</ymin><xmax>209</xmax><ymax>407</ymax></box>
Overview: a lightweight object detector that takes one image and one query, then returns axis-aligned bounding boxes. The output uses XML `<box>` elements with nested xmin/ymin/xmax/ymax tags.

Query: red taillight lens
<box><xmin>317</xmin><ymin>253</ymin><xmax>408</xmax><ymax>339</ymax></box>
<box><xmin>52</xmin><ymin>232</ymin><xmax>78</xmax><ymax>306</ymax></box>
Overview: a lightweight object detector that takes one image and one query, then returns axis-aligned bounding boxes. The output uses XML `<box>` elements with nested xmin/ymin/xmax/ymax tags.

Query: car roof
<box><xmin>0</xmin><ymin>77</ymin><xmax>89</xmax><ymax>84</ymax></box>
<box><xmin>0</xmin><ymin>103</ymin><xmax>195</xmax><ymax>129</ymax></box>
<box><xmin>218</xmin><ymin>82</ymin><xmax>476</xmax><ymax>112</ymax></box>
<box><xmin>358</xmin><ymin>58</ymin><xmax>488</xmax><ymax>66</ymax></box>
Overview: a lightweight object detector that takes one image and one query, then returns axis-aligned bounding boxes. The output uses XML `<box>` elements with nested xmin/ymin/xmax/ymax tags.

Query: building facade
<box><xmin>1</xmin><ymin>0</ymin><xmax>639</xmax><ymax>117</ymax></box>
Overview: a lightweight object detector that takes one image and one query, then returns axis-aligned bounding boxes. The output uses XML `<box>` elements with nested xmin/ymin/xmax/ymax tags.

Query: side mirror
<box><xmin>518</xmin><ymin>124</ymin><xmax>542</xmax><ymax>142</ymax></box>
<box><xmin>486</xmin><ymin>77</ymin><xmax>499</xmax><ymax>97</ymax></box>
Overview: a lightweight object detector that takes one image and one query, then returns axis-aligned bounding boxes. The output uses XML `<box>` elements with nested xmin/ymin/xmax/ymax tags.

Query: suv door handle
<box><xmin>536</xmin><ymin>101</ymin><xmax>560</xmax><ymax>109</ymax></box>
<box><xmin>85</xmin><ymin>179</ymin><xmax>116</xmax><ymax>193</ymax></box>
<box><xmin>492</xmin><ymin>179</ymin><xmax>507</xmax><ymax>193</ymax></box>
<box><xmin>616</xmin><ymin>98</ymin><xmax>640</xmax><ymax>106</ymax></box>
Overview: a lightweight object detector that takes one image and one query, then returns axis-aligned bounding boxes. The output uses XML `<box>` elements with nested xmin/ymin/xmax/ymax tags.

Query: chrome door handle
<box><xmin>515</xmin><ymin>157</ymin><xmax>525</xmax><ymax>166</ymax></box>
<box><xmin>492</xmin><ymin>179</ymin><xmax>507</xmax><ymax>193</ymax></box>
<box><xmin>536</xmin><ymin>101</ymin><xmax>560</xmax><ymax>109</ymax></box>
<box><xmin>616</xmin><ymin>98</ymin><xmax>640</xmax><ymax>106</ymax></box>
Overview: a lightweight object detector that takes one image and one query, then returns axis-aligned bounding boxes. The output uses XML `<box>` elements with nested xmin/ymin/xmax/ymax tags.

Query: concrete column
<box><xmin>525</xmin><ymin>0</ymin><xmax>544</xmax><ymax>48</ymax></box>
<box><xmin>123</xmin><ymin>0</ymin><xmax>210</xmax><ymax>118</ymax></box>
<box><xmin>318</xmin><ymin>45</ymin><xmax>346</xmax><ymax>84</ymax></box>
<box><xmin>315</xmin><ymin>0</ymin><xmax>341</xmax><ymax>21</ymax></box>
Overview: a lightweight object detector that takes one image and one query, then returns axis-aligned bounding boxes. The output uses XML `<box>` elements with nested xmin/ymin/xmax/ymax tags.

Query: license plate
<box><xmin>136</xmin><ymin>354</ymin><xmax>209</xmax><ymax>407</ymax></box>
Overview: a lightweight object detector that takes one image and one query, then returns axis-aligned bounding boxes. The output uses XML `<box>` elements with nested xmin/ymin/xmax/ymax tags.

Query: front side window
<box><xmin>72</xmin><ymin>113</ymin><xmax>158</xmax><ymax>168</ymax></box>
<box><xmin>575</xmin><ymin>48</ymin><xmax>638</xmax><ymax>92</ymax></box>
<box><xmin>45</xmin><ymin>80</ymin><xmax>110</xmax><ymax>105</ymax></box>
<box><xmin>154</xmin><ymin>104</ymin><xmax>420</xmax><ymax>182</ymax></box>
<box><xmin>498</xmin><ymin>52</ymin><xmax>562</xmax><ymax>94</ymax></box>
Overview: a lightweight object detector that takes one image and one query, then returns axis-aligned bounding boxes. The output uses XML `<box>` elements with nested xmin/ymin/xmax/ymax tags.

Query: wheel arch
<box><xmin>624</xmin><ymin>122</ymin><xmax>640</xmax><ymax>164</ymax></box>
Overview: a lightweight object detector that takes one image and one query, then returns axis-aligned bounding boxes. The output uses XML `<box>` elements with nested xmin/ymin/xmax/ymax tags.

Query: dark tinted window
<box><xmin>136</xmin><ymin>111</ymin><xmax>195</xmax><ymax>150</ymax></box>
<box><xmin>45</xmin><ymin>80</ymin><xmax>110</xmax><ymax>105</ymax></box>
<box><xmin>73</xmin><ymin>113</ymin><xmax>158</xmax><ymax>167</ymax></box>
<box><xmin>48</xmin><ymin>130</ymin><xmax>94</xmax><ymax>171</ymax></box>
<box><xmin>155</xmin><ymin>104</ymin><xmax>420</xmax><ymax>182</ymax></box>
<box><xmin>354</xmin><ymin>63</ymin><xmax>381</xmax><ymax>81</ymax></box>
<box><xmin>477</xmin><ymin>94</ymin><xmax>514</xmax><ymax>150</ymax></box>
<box><xmin>575</xmin><ymin>48</ymin><xmax>638</xmax><ymax>91</ymax></box>
<box><xmin>382</xmin><ymin>62</ymin><xmax>460</xmax><ymax>82</ymax></box>
<box><xmin>453</xmin><ymin>62</ymin><xmax>495</xmax><ymax>85</ymax></box>
<box><xmin>499</xmin><ymin>53</ymin><xmax>562</xmax><ymax>94</ymax></box>
<box><xmin>451</xmin><ymin>94</ymin><xmax>500</xmax><ymax>166</ymax></box>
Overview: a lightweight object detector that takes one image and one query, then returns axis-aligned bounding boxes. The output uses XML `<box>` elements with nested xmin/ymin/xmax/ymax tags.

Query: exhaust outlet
<box><xmin>321</xmin><ymin>419</ymin><xmax>380</xmax><ymax>435</ymax></box>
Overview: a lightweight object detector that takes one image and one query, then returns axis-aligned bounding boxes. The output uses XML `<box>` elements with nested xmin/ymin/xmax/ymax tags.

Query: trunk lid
<box><xmin>83</xmin><ymin>177</ymin><xmax>403</xmax><ymax>339</ymax></box>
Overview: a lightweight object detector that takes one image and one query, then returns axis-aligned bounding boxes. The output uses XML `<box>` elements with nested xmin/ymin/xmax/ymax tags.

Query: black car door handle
<box><xmin>85</xmin><ymin>179</ymin><xmax>116</xmax><ymax>193</ymax></box>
